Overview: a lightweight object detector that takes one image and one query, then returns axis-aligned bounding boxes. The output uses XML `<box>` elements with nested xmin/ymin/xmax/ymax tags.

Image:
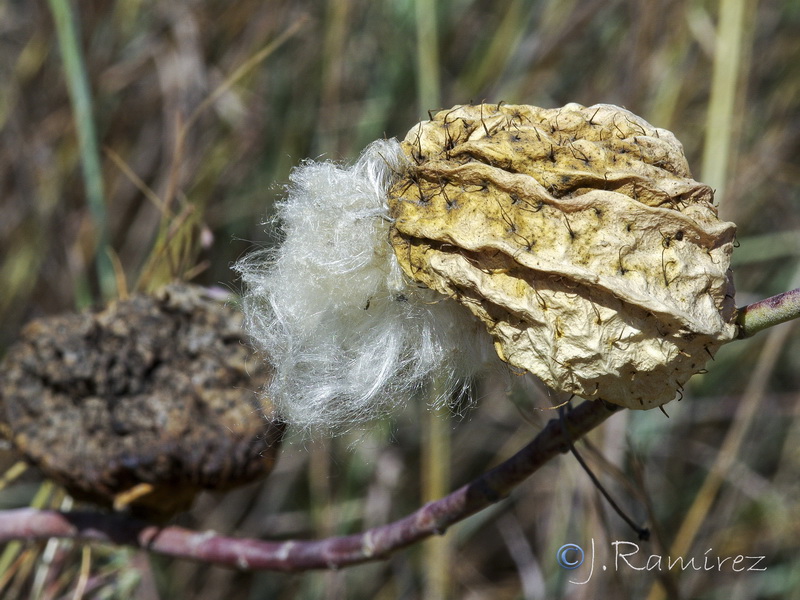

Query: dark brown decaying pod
<box><xmin>0</xmin><ymin>284</ymin><xmax>284</xmax><ymax>518</ymax></box>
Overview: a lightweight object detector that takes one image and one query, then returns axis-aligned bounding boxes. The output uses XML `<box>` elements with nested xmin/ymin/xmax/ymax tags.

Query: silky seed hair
<box><xmin>234</xmin><ymin>138</ymin><xmax>497</xmax><ymax>430</ymax></box>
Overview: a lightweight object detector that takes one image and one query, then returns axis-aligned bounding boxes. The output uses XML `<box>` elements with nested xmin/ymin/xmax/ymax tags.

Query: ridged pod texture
<box><xmin>388</xmin><ymin>103</ymin><xmax>737</xmax><ymax>409</ymax></box>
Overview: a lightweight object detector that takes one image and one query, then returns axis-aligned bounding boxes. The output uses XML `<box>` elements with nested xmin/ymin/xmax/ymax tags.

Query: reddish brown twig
<box><xmin>0</xmin><ymin>400</ymin><xmax>619</xmax><ymax>572</ymax></box>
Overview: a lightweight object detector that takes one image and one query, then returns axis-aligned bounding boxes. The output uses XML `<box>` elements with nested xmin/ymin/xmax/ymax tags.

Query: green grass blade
<box><xmin>701</xmin><ymin>0</ymin><xmax>750</xmax><ymax>204</ymax></box>
<box><xmin>47</xmin><ymin>0</ymin><xmax>115</xmax><ymax>300</ymax></box>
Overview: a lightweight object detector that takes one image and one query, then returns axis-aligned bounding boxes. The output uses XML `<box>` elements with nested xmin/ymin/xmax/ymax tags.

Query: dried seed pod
<box><xmin>0</xmin><ymin>284</ymin><xmax>284</xmax><ymax>518</ymax></box>
<box><xmin>388</xmin><ymin>103</ymin><xmax>737</xmax><ymax>409</ymax></box>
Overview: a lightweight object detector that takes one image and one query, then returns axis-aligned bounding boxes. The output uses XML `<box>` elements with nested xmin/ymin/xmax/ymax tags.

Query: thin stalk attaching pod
<box><xmin>736</xmin><ymin>287</ymin><xmax>800</xmax><ymax>339</ymax></box>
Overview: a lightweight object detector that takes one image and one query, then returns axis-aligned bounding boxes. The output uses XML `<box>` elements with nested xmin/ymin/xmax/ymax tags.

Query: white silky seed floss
<box><xmin>235</xmin><ymin>139</ymin><xmax>496</xmax><ymax>429</ymax></box>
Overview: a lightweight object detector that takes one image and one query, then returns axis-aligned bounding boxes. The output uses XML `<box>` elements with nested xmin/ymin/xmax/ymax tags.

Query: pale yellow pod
<box><xmin>388</xmin><ymin>103</ymin><xmax>737</xmax><ymax>409</ymax></box>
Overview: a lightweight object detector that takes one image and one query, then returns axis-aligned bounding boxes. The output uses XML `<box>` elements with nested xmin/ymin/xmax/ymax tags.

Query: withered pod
<box><xmin>389</xmin><ymin>103</ymin><xmax>737</xmax><ymax>410</ymax></box>
<box><xmin>0</xmin><ymin>284</ymin><xmax>284</xmax><ymax>518</ymax></box>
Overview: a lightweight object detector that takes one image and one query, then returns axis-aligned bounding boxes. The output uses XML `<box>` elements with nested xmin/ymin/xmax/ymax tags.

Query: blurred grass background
<box><xmin>0</xmin><ymin>0</ymin><xmax>798</xmax><ymax>598</ymax></box>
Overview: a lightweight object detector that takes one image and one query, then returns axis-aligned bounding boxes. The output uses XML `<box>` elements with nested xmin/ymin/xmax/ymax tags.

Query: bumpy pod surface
<box><xmin>0</xmin><ymin>284</ymin><xmax>283</xmax><ymax>517</ymax></box>
<box><xmin>388</xmin><ymin>103</ymin><xmax>737</xmax><ymax>409</ymax></box>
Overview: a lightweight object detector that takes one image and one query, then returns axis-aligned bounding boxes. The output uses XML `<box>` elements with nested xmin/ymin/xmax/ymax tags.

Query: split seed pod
<box><xmin>388</xmin><ymin>103</ymin><xmax>737</xmax><ymax>409</ymax></box>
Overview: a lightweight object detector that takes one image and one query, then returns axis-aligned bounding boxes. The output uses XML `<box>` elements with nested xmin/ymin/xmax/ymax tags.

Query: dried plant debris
<box><xmin>0</xmin><ymin>284</ymin><xmax>283</xmax><ymax>518</ymax></box>
<box><xmin>389</xmin><ymin>103</ymin><xmax>737</xmax><ymax>410</ymax></box>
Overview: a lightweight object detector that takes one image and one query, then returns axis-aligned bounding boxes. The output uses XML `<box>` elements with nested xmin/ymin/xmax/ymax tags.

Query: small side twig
<box><xmin>736</xmin><ymin>286</ymin><xmax>800</xmax><ymax>338</ymax></box>
<box><xmin>0</xmin><ymin>400</ymin><xmax>619</xmax><ymax>572</ymax></box>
